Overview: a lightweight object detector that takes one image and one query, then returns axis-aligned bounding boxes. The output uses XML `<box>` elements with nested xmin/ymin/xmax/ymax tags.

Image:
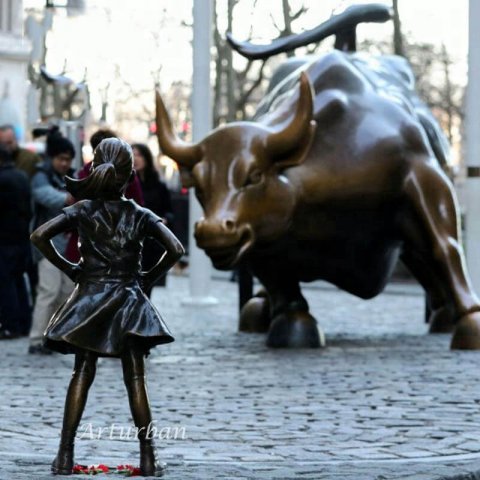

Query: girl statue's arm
<box><xmin>30</xmin><ymin>214</ymin><xmax>82</xmax><ymax>282</ymax></box>
<box><xmin>143</xmin><ymin>220</ymin><xmax>185</xmax><ymax>288</ymax></box>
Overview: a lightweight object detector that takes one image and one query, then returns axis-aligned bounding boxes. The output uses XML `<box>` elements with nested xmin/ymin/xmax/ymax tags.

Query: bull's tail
<box><xmin>226</xmin><ymin>3</ymin><xmax>392</xmax><ymax>60</ymax></box>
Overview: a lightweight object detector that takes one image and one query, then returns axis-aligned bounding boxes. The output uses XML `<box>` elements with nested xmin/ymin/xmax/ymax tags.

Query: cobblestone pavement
<box><xmin>2</xmin><ymin>275</ymin><xmax>480</xmax><ymax>479</ymax></box>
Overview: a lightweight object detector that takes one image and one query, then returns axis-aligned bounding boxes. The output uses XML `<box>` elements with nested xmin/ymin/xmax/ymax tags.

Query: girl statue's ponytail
<box><xmin>92</xmin><ymin>163</ymin><xmax>117</xmax><ymax>187</ymax></box>
<box><xmin>66</xmin><ymin>163</ymin><xmax>117</xmax><ymax>199</ymax></box>
<box><xmin>66</xmin><ymin>138</ymin><xmax>133</xmax><ymax>200</ymax></box>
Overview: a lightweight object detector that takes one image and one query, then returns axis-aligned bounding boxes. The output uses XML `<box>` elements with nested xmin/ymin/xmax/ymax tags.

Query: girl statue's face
<box><xmin>133</xmin><ymin>148</ymin><xmax>146</xmax><ymax>172</ymax></box>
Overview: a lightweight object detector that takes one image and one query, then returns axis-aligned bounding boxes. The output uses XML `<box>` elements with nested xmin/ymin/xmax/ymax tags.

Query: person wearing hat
<box><xmin>29</xmin><ymin>127</ymin><xmax>76</xmax><ymax>354</ymax></box>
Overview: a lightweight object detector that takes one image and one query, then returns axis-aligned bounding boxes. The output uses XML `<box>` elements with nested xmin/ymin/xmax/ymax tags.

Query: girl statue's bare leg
<box><xmin>52</xmin><ymin>349</ymin><xmax>98</xmax><ymax>475</ymax></box>
<box><xmin>121</xmin><ymin>342</ymin><xmax>164</xmax><ymax>477</ymax></box>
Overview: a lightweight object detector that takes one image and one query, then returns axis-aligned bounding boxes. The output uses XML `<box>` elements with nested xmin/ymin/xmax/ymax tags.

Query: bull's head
<box><xmin>156</xmin><ymin>73</ymin><xmax>315</xmax><ymax>270</ymax></box>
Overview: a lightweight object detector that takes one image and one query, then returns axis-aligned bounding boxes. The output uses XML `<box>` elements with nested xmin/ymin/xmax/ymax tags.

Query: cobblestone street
<box><xmin>2</xmin><ymin>275</ymin><xmax>480</xmax><ymax>479</ymax></box>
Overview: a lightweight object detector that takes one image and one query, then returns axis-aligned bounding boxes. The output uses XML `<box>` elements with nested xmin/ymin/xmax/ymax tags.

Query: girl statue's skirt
<box><xmin>43</xmin><ymin>278</ymin><xmax>174</xmax><ymax>357</ymax></box>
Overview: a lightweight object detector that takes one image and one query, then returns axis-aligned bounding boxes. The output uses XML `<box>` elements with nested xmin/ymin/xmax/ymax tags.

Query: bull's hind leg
<box><xmin>253</xmin><ymin>263</ymin><xmax>325</xmax><ymax>348</ymax></box>
<box><xmin>401</xmin><ymin>162</ymin><xmax>480</xmax><ymax>349</ymax></box>
<box><xmin>400</xmin><ymin>250</ymin><xmax>456</xmax><ymax>333</ymax></box>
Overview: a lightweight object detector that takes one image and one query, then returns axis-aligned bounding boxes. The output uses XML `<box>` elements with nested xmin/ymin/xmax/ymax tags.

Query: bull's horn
<box><xmin>155</xmin><ymin>90</ymin><xmax>202</xmax><ymax>168</ymax></box>
<box><xmin>266</xmin><ymin>72</ymin><xmax>313</xmax><ymax>157</ymax></box>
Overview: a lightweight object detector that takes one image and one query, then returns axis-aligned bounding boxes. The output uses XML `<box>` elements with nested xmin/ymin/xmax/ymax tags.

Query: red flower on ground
<box><xmin>71</xmin><ymin>463</ymin><xmax>140</xmax><ymax>475</ymax></box>
<box><xmin>72</xmin><ymin>464</ymin><xmax>89</xmax><ymax>474</ymax></box>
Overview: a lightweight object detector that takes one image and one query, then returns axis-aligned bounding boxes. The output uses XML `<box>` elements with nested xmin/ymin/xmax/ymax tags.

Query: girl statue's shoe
<box><xmin>51</xmin><ymin>442</ymin><xmax>74</xmax><ymax>475</ymax></box>
<box><xmin>140</xmin><ymin>440</ymin><xmax>166</xmax><ymax>477</ymax></box>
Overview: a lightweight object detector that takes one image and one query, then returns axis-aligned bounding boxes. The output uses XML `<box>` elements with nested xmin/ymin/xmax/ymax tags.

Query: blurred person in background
<box><xmin>132</xmin><ymin>143</ymin><xmax>174</xmax><ymax>296</ymax></box>
<box><xmin>0</xmin><ymin>124</ymin><xmax>42</xmax><ymax>178</ymax></box>
<box><xmin>0</xmin><ymin>145</ymin><xmax>32</xmax><ymax>339</ymax></box>
<box><xmin>64</xmin><ymin>128</ymin><xmax>144</xmax><ymax>263</ymax></box>
<box><xmin>1</xmin><ymin>126</ymin><xmax>48</xmax><ymax>300</ymax></box>
<box><xmin>29</xmin><ymin>127</ymin><xmax>76</xmax><ymax>355</ymax></box>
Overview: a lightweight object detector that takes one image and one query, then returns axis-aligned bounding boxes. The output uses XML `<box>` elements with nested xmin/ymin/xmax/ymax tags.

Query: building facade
<box><xmin>0</xmin><ymin>0</ymin><xmax>31</xmax><ymax>140</ymax></box>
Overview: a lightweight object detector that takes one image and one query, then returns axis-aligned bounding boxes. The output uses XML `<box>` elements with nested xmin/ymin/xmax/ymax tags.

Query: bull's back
<box><xmin>254</xmin><ymin>52</ymin><xmax>431</xmax><ymax>297</ymax></box>
<box><xmin>257</xmin><ymin>50</ymin><xmax>443</xmax><ymax>176</ymax></box>
<box><xmin>272</xmin><ymin>54</ymin><xmax>427</xmax><ymax>210</ymax></box>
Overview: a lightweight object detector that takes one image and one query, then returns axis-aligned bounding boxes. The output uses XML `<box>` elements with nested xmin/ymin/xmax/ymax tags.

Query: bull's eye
<box><xmin>243</xmin><ymin>169</ymin><xmax>263</xmax><ymax>188</ymax></box>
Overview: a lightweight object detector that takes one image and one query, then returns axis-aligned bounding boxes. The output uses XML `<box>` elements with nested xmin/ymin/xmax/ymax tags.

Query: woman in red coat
<box><xmin>132</xmin><ymin>143</ymin><xmax>174</xmax><ymax>297</ymax></box>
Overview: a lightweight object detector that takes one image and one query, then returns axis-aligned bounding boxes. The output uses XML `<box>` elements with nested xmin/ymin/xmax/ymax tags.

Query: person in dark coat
<box><xmin>132</xmin><ymin>143</ymin><xmax>174</xmax><ymax>296</ymax></box>
<box><xmin>0</xmin><ymin>146</ymin><xmax>33</xmax><ymax>338</ymax></box>
<box><xmin>30</xmin><ymin>138</ymin><xmax>184</xmax><ymax>476</ymax></box>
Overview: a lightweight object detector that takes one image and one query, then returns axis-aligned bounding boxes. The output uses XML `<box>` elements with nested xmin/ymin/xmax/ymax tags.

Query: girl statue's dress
<box><xmin>44</xmin><ymin>198</ymin><xmax>174</xmax><ymax>357</ymax></box>
<box><xmin>31</xmin><ymin>138</ymin><xmax>184</xmax><ymax>477</ymax></box>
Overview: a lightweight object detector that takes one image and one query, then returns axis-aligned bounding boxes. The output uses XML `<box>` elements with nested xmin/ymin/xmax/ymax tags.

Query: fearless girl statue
<box><xmin>31</xmin><ymin>138</ymin><xmax>184</xmax><ymax>476</ymax></box>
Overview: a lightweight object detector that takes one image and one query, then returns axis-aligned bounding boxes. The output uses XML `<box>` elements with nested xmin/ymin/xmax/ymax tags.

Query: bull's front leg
<box><xmin>253</xmin><ymin>262</ymin><xmax>325</xmax><ymax>348</ymax></box>
<box><xmin>239</xmin><ymin>288</ymin><xmax>272</xmax><ymax>333</ymax></box>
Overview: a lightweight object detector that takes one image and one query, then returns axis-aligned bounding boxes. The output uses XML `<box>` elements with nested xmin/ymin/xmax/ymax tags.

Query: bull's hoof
<box><xmin>239</xmin><ymin>294</ymin><xmax>271</xmax><ymax>333</ymax></box>
<box><xmin>429</xmin><ymin>305</ymin><xmax>456</xmax><ymax>333</ymax></box>
<box><xmin>451</xmin><ymin>312</ymin><xmax>480</xmax><ymax>350</ymax></box>
<box><xmin>266</xmin><ymin>311</ymin><xmax>325</xmax><ymax>348</ymax></box>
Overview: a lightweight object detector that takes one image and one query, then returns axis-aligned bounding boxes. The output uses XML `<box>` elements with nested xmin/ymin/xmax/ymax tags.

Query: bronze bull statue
<box><xmin>155</xmin><ymin>5</ymin><xmax>480</xmax><ymax>350</ymax></box>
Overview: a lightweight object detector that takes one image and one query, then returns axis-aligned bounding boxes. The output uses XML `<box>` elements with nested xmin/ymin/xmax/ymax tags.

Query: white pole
<box><xmin>183</xmin><ymin>0</ymin><xmax>218</xmax><ymax>305</ymax></box>
<box><xmin>465</xmin><ymin>0</ymin><xmax>480</xmax><ymax>292</ymax></box>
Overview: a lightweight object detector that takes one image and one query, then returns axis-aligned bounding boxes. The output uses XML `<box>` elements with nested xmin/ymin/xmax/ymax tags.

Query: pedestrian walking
<box><xmin>0</xmin><ymin>146</ymin><xmax>32</xmax><ymax>338</ymax></box>
<box><xmin>30</xmin><ymin>138</ymin><xmax>184</xmax><ymax>476</ymax></box>
<box><xmin>0</xmin><ymin>124</ymin><xmax>42</xmax><ymax>177</ymax></box>
<box><xmin>29</xmin><ymin>127</ymin><xmax>76</xmax><ymax>355</ymax></box>
<box><xmin>132</xmin><ymin>143</ymin><xmax>174</xmax><ymax>296</ymax></box>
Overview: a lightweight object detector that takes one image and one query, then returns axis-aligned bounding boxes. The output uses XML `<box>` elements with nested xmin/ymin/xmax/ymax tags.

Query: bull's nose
<box><xmin>195</xmin><ymin>217</ymin><xmax>206</xmax><ymax>232</ymax></box>
<box><xmin>194</xmin><ymin>218</ymin><xmax>209</xmax><ymax>238</ymax></box>
<box><xmin>195</xmin><ymin>217</ymin><xmax>237</xmax><ymax>234</ymax></box>
<box><xmin>194</xmin><ymin>217</ymin><xmax>239</xmax><ymax>247</ymax></box>
<box><xmin>223</xmin><ymin>219</ymin><xmax>235</xmax><ymax>232</ymax></box>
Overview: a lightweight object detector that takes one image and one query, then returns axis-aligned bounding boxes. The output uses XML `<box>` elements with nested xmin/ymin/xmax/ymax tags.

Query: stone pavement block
<box><xmin>2</xmin><ymin>276</ymin><xmax>480</xmax><ymax>478</ymax></box>
<box><xmin>438</xmin><ymin>472</ymin><xmax>480</xmax><ymax>480</ymax></box>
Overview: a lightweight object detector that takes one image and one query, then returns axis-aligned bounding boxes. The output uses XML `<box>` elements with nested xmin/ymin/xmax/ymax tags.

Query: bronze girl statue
<box><xmin>31</xmin><ymin>138</ymin><xmax>184</xmax><ymax>476</ymax></box>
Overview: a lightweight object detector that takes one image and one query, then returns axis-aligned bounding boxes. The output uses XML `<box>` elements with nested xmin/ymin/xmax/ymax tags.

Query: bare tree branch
<box><xmin>270</xmin><ymin>12</ymin><xmax>282</xmax><ymax>33</ymax></box>
<box><xmin>236</xmin><ymin>61</ymin><xmax>267</xmax><ymax>112</ymax></box>
<box><xmin>291</xmin><ymin>6</ymin><xmax>308</xmax><ymax>22</ymax></box>
<box><xmin>213</xmin><ymin>0</ymin><xmax>309</xmax><ymax>123</ymax></box>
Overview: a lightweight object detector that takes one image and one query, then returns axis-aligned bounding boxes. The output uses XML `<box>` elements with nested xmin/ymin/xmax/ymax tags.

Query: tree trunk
<box><xmin>226</xmin><ymin>0</ymin><xmax>236</xmax><ymax>120</ymax></box>
<box><xmin>440</xmin><ymin>44</ymin><xmax>454</xmax><ymax>143</ymax></box>
<box><xmin>392</xmin><ymin>0</ymin><xmax>405</xmax><ymax>57</ymax></box>
<box><xmin>213</xmin><ymin>0</ymin><xmax>223</xmax><ymax>126</ymax></box>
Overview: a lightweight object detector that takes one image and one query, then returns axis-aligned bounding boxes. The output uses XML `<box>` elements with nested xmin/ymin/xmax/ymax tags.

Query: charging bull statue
<box><xmin>155</xmin><ymin>4</ymin><xmax>480</xmax><ymax>350</ymax></box>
